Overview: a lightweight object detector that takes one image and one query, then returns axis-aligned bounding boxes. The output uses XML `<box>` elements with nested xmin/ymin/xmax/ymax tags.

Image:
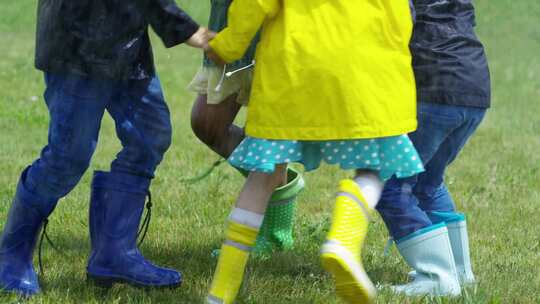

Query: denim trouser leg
<box><xmin>23</xmin><ymin>73</ymin><xmax>171</xmax><ymax>203</ymax></box>
<box><xmin>377</xmin><ymin>103</ymin><xmax>486</xmax><ymax>239</ymax></box>
<box><xmin>24</xmin><ymin>73</ymin><xmax>112</xmax><ymax>201</ymax></box>
<box><xmin>107</xmin><ymin>76</ymin><xmax>172</xmax><ymax>178</ymax></box>
<box><xmin>377</xmin><ymin>176</ymin><xmax>432</xmax><ymax>240</ymax></box>
<box><xmin>414</xmin><ymin>105</ymin><xmax>486</xmax><ymax>214</ymax></box>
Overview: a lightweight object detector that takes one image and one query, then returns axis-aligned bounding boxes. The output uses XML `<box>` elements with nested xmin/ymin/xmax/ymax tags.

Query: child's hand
<box><xmin>186</xmin><ymin>27</ymin><xmax>214</xmax><ymax>49</ymax></box>
<box><xmin>188</xmin><ymin>28</ymin><xmax>224</xmax><ymax>65</ymax></box>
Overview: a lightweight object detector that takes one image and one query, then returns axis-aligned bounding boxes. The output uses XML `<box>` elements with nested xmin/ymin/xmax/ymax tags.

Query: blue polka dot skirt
<box><xmin>228</xmin><ymin>134</ymin><xmax>424</xmax><ymax>181</ymax></box>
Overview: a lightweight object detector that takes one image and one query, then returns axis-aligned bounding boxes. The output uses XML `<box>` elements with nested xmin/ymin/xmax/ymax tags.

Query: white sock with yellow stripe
<box><xmin>207</xmin><ymin>208</ymin><xmax>263</xmax><ymax>304</ymax></box>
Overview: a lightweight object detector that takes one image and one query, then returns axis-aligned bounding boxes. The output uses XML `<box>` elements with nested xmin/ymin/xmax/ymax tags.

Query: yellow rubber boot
<box><xmin>321</xmin><ymin>179</ymin><xmax>377</xmax><ymax>304</ymax></box>
<box><xmin>207</xmin><ymin>221</ymin><xmax>259</xmax><ymax>304</ymax></box>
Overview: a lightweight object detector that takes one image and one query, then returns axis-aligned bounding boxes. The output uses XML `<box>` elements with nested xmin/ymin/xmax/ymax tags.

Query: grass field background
<box><xmin>0</xmin><ymin>1</ymin><xmax>539</xmax><ymax>303</ymax></box>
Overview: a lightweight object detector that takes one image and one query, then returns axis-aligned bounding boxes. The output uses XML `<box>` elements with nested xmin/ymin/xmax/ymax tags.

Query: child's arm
<box><xmin>208</xmin><ymin>0</ymin><xmax>280</xmax><ymax>63</ymax></box>
<box><xmin>145</xmin><ymin>0</ymin><xmax>202</xmax><ymax>48</ymax></box>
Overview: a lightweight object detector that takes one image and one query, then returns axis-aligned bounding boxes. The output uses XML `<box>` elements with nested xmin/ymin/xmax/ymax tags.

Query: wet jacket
<box><xmin>35</xmin><ymin>0</ymin><xmax>199</xmax><ymax>80</ymax></box>
<box><xmin>411</xmin><ymin>0</ymin><xmax>491</xmax><ymax>108</ymax></box>
<box><xmin>210</xmin><ymin>0</ymin><xmax>417</xmax><ymax>140</ymax></box>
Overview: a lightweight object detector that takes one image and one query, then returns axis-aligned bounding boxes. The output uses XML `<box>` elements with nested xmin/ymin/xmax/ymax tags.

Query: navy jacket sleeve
<box><xmin>146</xmin><ymin>0</ymin><xmax>200</xmax><ymax>48</ymax></box>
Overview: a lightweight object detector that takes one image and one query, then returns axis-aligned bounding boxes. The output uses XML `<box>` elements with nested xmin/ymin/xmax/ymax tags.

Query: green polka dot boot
<box><xmin>211</xmin><ymin>167</ymin><xmax>304</xmax><ymax>258</ymax></box>
<box><xmin>253</xmin><ymin>167</ymin><xmax>305</xmax><ymax>254</ymax></box>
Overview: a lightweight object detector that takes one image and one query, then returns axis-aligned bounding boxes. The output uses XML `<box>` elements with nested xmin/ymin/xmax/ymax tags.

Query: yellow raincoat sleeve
<box><xmin>209</xmin><ymin>0</ymin><xmax>280</xmax><ymax>63</ymax></box>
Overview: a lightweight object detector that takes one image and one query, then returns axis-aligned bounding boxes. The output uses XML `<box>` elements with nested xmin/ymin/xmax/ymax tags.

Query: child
<box><xmin>204</xmin><ymin>0</ymin><xmax>420</xmax><ymax>303</ymax></box>
<box><xmin>188</xmin><ymin>0</ymin><xmax>304</xmax><ymax>255</ymax></box>
<box><xmin>376</xmin><ymin>0</ymin><xmax>490</xmax><ymax>296</ymax></box>
<box><xmin>0</xmin><ymin>0</ymin><xmax>208</xmax><ymax>296</ymax></box>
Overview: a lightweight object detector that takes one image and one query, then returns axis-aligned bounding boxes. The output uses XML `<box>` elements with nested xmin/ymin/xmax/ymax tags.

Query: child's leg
<box><xmin>208</xmin><ymin>165</ymin><xmax>287</xmax><ymax>304</ymax></box>
<box><xmin>254</xmin><ymin>167</ymin><xmax>304</xmax><ymax>253</ymax></box>
<box><xmin>192</xmin><ymin>95</ymin><xmax>302</xmax><ymax>254</ymax></box>
<box><xmin>376</xmin><ymin>176</ymin><xmax>433</xmax><ymax>240</ymax></box>
<box><xmin>321</xmin><ymin>170</ymin><xmax>382</xmax><ymax>304</ymax></box>
<box><xmin>413</xmin><ymin>112</ymin><xmax>485</xmax><ymax>285</ymax></box>
<box><xmin>374</xmin><ymin>104</ymin><xmax>485</xmax><ymax>295</ymax></box>
<box><xmin>235</xmin><ymin>165</ymin><xmax>288</xmax><ymax>213</ymax></box>
<box><xmin>0</xmin><ymin>73</ymin><xmax>110</xmax><ymax>296</ymax></box>
<box><xmin>353</xmin><ymin>170</ymin><xmax>384</xmax><ymax>209</ymax></box>
<box><xmin>376</xmin><ymin>176</ymin><xmax>462</xmax><ymax>295</ymax></box>
<box><xmin>191</xmin><ymin>93</ymin><xmax>244</xmax><ymax>159</ymax></box>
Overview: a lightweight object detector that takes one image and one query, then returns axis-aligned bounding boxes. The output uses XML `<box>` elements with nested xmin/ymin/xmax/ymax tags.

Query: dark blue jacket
<box><xmin>411</xmin><ymin>0</ymin><xmax>491</xmax><ymax>108</ymax></box>
<box><xmin>35</xmin><ymin>0</ymin><xmax>199</xmax><ymax>80</ymax></box>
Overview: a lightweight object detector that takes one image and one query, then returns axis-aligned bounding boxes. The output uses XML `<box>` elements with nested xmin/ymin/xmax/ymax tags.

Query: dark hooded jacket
<box><xmin>411</xmin><ymin>0</ymin><xmax>491</xmax><ymax>108</ymax></box>
<box><xmin>35</xmin><ymin>0</ymin><xmax>199</xmax><ymax>80</ymax></box>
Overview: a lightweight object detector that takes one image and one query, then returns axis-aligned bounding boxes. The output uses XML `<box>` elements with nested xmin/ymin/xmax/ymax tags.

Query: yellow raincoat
<box><xmin>209</xmin><ymin>0</ymin><xmax>417</xmax><ymax>140</ymax></box>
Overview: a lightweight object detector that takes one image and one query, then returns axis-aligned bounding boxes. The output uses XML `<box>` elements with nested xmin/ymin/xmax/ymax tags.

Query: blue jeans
<box><xmin>377</xmin><ymin>102</ymin><xmax>486</xmax><ymax>240</ymax></box>
<box><xmin>23</xmin><ymin>73</ymin><xmax>172</xmax><ymax>202</ymax></box>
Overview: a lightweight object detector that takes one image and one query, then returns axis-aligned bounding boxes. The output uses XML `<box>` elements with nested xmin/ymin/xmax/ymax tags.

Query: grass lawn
<box><xmin>0</xmin><ymin>0</ymin><xmax>539</xmax><ymax>303</ymax></box>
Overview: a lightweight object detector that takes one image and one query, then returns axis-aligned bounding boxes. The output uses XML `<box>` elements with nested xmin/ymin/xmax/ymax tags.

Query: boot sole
<box><xmin>86</xmin><ymin>273</ymin><xmax>182</xmax><ymax>290</ymax></box>
<box><xmin>321</xmin><ymin>243</ymin><xmax>376</xmax><ymax>304</ymax></box>
<box><xmin>0</xmin><ymin>285</ymin><xmax>39</xmax><ymax>298</ymax></box>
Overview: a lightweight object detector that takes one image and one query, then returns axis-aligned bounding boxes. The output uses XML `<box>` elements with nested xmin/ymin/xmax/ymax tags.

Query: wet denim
<box><xmin>24</xmin><ymin>72</ymin><xmax>172</xmax><ymax>201</ymax></box>
<box><xmin>377</xmin><ymin>102</ymin><xmax>486</xmax><ymax>240</ymax></box>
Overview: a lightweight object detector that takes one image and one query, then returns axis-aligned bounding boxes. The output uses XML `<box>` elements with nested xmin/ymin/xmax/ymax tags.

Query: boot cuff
<box><xmin>427</xmin><ymin>211</ymin><xmax>466</xmax><ymax>224</ymax></box>
<box><xmin>92</xmin><ymin>171</ymin><xmax>151</xmax><ymax>194</ymax></box>
<box><xmin>18</xmin><ymin>167</ymin><xmax>58</xmax><ymax>217</ymax></box>
<box><xmin>270</xmin><ymin>167</ymin><xmax>305</xmax><ymax>202</ymax></box>
<box><xmin>397</xmin><ymin>223</ymin><xmax>447</xmax><ymax>248</ymax></box>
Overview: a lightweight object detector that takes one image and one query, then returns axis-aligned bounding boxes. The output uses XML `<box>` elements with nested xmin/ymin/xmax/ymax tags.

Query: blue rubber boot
<box><xmin>86</xmin><ymin>171</ymin><xmax>182</xmax><ymax>289</ymax></box>
<box><xmin>0</xmin><ymin>168</ymin><xmax>57</xmax><ymax>296</ymax></box>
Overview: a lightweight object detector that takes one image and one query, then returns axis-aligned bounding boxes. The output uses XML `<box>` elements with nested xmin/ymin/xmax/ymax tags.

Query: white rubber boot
<box><xmin>393</xmin><ymin>224</ymin><xmax>461</xmax><ymax>296</ymax></box>
<box><xmin>427</xmin><ymin>211</ymin><xmax>476</xmax><ymax>285</ymax></box>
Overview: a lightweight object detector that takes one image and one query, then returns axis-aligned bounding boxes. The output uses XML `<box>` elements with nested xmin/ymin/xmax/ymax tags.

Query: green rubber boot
<box><xmin>253</xmin><ymin>167</ymin><xmax>305</xmax><ymax>254</ymax></box>
<box><xmin>211</xmin><ymin>167</ymin><xmax>304</xmax><ymax>258</ymax></box>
